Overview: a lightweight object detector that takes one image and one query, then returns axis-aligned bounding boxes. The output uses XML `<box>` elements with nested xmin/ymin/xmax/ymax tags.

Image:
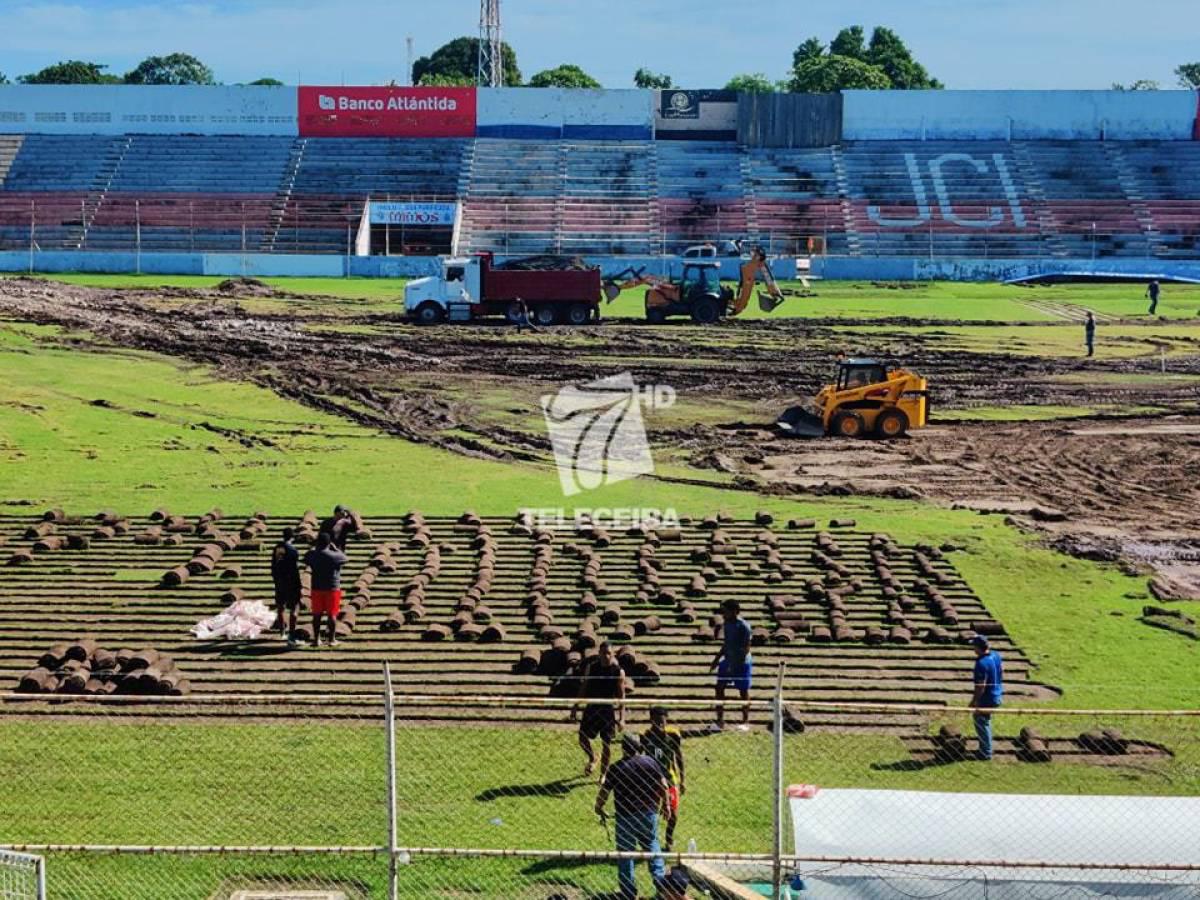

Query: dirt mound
<box><xmin>215</xmin><ymin>277</ymin><xmax>276</xmax><ymax>297</ymax></box>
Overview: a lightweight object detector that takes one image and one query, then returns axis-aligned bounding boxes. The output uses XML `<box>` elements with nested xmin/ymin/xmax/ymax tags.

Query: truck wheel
<box><xmin>874</xmin><ymin>408</ymin><xmax>909</xmax><ymax>439</ymax></box>
<box><xmin>414</xmin><ymin>302</ymin><xmax>445</xmax><ymax>326</ymax></box>
<box><xmin>691</xmin><ymin>297</ymin><xmax>721</xmax><ymax>325</ymax></box>
<box><xmin>646</xmin><ymin>307</ymin><xmax>667</xmax><ymax>325</ymax></box>
<box><xmin>534</xmin><ymin>304</ymin><xmax>559</xmax><ymax>326</ymax></box>
<box><xmin>565</xmin><ymin>303</ymin><xmax>591</xmax><ymax>326</ymax></box>
<box><xmin>505</xmin><ymin>302</ymin><xmax>523</xmax><ymax>324</ymax></box>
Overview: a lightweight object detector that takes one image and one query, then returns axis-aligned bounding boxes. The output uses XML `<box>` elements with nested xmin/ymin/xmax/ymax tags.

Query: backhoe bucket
<box><xmin>775</xmin><ymin>406</ymin><xmax>826</xmax><ymax>438</ymax></box>
<box><xmin>757</xmin><ymin>290</ymin><xmax>786</xmax><ymax>313</ymax></box>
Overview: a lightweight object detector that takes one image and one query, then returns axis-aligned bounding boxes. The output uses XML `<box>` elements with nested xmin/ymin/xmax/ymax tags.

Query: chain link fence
<box><xmin>0</xmin><ymin>850</ymin><xmax>44</xmax><ymax>900</ymax></box>
<box><xmin>1</xmin><ymin>669</ymin><xmax>1198</xmax><ymax>898</ymax></box>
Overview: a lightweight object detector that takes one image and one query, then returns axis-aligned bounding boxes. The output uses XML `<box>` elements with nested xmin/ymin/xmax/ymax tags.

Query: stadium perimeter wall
<box><xmin>0</xmin><ymin>84</ymin><xmax>297</xmax><ymax>135</ymax></box>
<box><xmin>10</xmin><ymin>250</ymin><xmax>1200</xmax><ymax>283</ymax></box>
<box><xmin>843</xmin><ymin>89</ymin><xmax>1200</xmax><ymax>140</ymax></box>
<box><xmin>3</xmin><ymin>86</ymin><xmax>1196</xmax><ymax>141</ymax></box>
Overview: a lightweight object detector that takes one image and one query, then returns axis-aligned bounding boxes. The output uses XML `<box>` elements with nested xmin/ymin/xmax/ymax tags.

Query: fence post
<box><xmin>772</xmin><ymin>663</ymin><xmax>786</xmax><ymax>899</ymax></box>
<box><xmin>28</xmin><ymin>201</ymin><xmax>35</xmax><ymax>274</ymax></box>
<box><xmin>383</xmin><ymin>662</ymin><xmax>398</xmax><ymax>900</ymax></box>
<box><xmin>135</xmin><ymin>201</ymin><xmax>142</xmax><ymax>276</ymax></box>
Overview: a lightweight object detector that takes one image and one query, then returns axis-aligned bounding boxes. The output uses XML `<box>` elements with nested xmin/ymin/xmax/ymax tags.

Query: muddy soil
<box><xmin>2</xmin><ymin>278</ymin><xmax>1199</xmax><ymax>590</ymax></box>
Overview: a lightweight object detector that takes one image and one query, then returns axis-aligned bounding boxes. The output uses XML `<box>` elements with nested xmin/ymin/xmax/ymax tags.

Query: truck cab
<box><xmin>405</xmin><ymin>257</ymin><xmax>479</xmax><ymax>324</ymax></box>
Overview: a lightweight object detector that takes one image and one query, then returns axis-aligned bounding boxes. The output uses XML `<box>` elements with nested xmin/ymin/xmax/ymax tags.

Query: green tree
<box><xmin>528</xmin><ymin>64</ymin><xmax>600</xmax><ymax>88</ymax></box>
<box><xmin>866</xmin><ymin>27</ymin><xmax>941</xmax><ymax>89</ymax></box>
<box><xmin>417</xmin><ymin>73</ymin><xmax>476</xmax><ymax>87</ymax></box>
<box><xmin>792</xmin><ymin>37</ymin><xmax>825</xmax><ymax>68</ymax></box>
<box><xmin>248</xmin><ymin>77</ymin><xmax>283</xmax><ymax>86</ymax></box>
<box><xmin>1174</xmin><ymin>63</ymin><xmax>1200</xmax><ymax>89</ymax></box>
<box><xmin>725</xmin><ymin>73</ymin><xmax>778</xmax><ymax>93</ymax></box>
<box><xmin>123</xmin><ymin>53</ymin><xmax>215</xmax><ymax>85</ymax></box>
<box><xmin>633</xmin><ymin>67</ymin><xmax>672</xmax><ymax>89</ymax></box>
<box><xmin>789</xmin><ymin>27</ymin><xmax>939</xmax><ymax>91</ymax></box>
<box><xmin>0</xmin><ymin>72</ymin><xmax>8</xmax><ymax>85</ymax></box>
<box><xmin>412</xmin><ymin>37</ymin><xmax>521</xmax><ymax>87</ymax></box>
<box><xmin>789</xmin><ymin>55</ymin><xmax>891</xmax><ymax>92</ymax></box>
<box><xmin>829</xmin><ymin>26</ymin><xmax>867</xmax><ymax>60</ymax></box>
<box><xmin>1111</xmin><ymin>79</ymin><xmax>1160</xmax><ymax>90</ymax></box>
<box><xmin>18</xmin><ymin>60</ymin><xmax>119</xmax><ymax>84</ymax></box>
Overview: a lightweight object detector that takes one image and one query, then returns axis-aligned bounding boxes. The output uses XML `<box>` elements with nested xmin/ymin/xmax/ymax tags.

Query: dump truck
<box><xmin>405</xmin><ymin>253</ymin><xmax>604</xmax><ymax>325</ymax></box>
<box><xmin>776</xmin><ymin>358</ymin><xmax>930</xmax><ymax>439</ymax></box>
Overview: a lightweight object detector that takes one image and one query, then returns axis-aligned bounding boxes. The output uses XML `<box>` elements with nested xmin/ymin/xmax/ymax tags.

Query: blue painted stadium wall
<box><xmin>843</xmin><ymin>90</ymin><xmax>1200</xmax><ymax>141</ymax></box>
<box><xmin>0</xmin><ymin>85</ymin><xmax>298</xmax><ymax>135</ymax></box>
<box><xmin>2</xmin><ymin>85</ymin><xmax>1197</xmax><ymax>142</ymax></box>
<box><xmin>476</xmin><ymin>88</ymin><xmax>653</xmax><ymax>140</ymax></box>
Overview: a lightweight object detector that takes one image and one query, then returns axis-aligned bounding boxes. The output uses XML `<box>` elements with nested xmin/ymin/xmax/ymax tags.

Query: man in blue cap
<box><xmin>971</xmin><ymin>635</ymin><xmax>1003</xmax><ymax>760</ymax></box>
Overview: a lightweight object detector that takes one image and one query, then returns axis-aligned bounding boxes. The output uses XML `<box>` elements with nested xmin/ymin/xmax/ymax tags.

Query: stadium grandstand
<box><xmin>1</xmin><ymin>84</ymin><xmax>1198</xmax><ymax>276</ymax></box>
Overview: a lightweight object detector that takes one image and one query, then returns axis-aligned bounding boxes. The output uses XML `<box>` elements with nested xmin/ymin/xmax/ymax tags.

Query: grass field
<box><xmin>3</xmin><ymin>274</ymin><xmax>1198</xmax><ymax>897</ymax></box>
<box><xmin>24</xmin><ymin>272</ymin><xmax>1200</xmax><ymax>321</ymax></box>
<box><xmin>1</xmin><ymin>318</ymin><xmax>1195</xmax><ymax>710</ymax></box>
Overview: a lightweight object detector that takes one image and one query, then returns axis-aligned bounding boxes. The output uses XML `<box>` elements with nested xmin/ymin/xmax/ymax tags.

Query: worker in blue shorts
<box><xmin>709</xmin><ymin>599</ymin><xmax>752</xmax><ymax>731</ymax></box>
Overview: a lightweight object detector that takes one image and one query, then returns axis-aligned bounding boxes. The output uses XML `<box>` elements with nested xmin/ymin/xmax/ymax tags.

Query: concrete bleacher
<box><xmin>278</xmin><ymin>137</ymin><xmax>467</xmax><ymax>254</ymax></box>
<box><xmin>1</xmin><ymin>129</ymin><xmax>1197</xmax><ymax>260</ymax></box>
<box><xmin>655</xmin><ymin>141</ymin><xmax>748</xmax><ymax>253</ymax></box>
<box><xmin>745</xmin><ymin>147</ymin><xmax>848</xmax><ymax>255</ymax></box>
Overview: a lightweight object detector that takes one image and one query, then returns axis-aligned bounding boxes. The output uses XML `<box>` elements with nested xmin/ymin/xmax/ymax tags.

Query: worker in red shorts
<box><xmin>303</xmin><ymin>531</ymin><xmax>348</xmax><ymax>648</ymax></box>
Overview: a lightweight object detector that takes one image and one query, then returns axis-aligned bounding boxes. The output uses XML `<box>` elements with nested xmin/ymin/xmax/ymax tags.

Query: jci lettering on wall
<box><xmin>298</xmin><ymin>87</ymin><xmax>477</xmax><ymax>137</ymax></box>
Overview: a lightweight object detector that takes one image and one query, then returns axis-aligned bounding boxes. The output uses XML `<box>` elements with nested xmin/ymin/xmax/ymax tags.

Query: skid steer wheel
<box><xmin>874</xmin><ymin>408</ymin><xmax>909</xmax><ymax>439</ymax></box>
<box><xmin>832</xmin><ymin>410</ymin><xmax>867</xmax><ymax>439</ymax></box>
<box><xmin>646</xmin><ymin>307</ymin><xmax>667</xmax><ymax>325</ymax></box>
<box><xmin>414</xmin><ymin>302</ymin><xmax>445</xmax><ymax>325</ymax></box>
<box><xmin>565</xmin><ymin>303</ymin><xmax>591</xmax><ymax>326</ymax></box>
<box><xmin>534</xmin><ymin>304</ymin><xmax>559</xmax><ymax>326</ymax></box>
<box><xmin>691</xmin><ymin>297</ymin><xmax>721</xmax><ymax>325</ymax></box>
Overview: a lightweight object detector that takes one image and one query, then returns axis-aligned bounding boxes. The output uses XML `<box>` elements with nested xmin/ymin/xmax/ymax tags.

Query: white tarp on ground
<box><xmin>788</xmin><ymin>787</ymin><xmax>1200</xmax><ymax>897</ymax></box>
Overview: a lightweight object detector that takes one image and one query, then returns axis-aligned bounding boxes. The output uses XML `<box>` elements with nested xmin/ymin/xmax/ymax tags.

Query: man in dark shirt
<box><xmin>971</xmin><ymin>635</ymin><xmax>1004</xmax><ymax>760</ymax></box>
<box><xmin>595</xmin><ymin>733</ymin><xmax>667</xmax><ymax>900</ymax></box>
<box><xmin>303</xmin><ymin>532</ymin><xmax>349</xmax><ymax>648</ymax></box>
<box><xmin>1084</xmin><ymin>311</ymin><xmax>1096</xmax><ymax>358</ymax></box>
<box><xmin>710</xmin><ymin>599</ymin><xmax>753</xmax><ymax>730</ymax></box>
<box><xmin>319</xmin><ymin>505</ymin><xmax>358</xmax><ymax>551</ymax></box>
<box><xmin>1146</xmin><ymin>280</ymin><xmax>1160</xmax><ymax>316</ymax></box>
<box><xmin>572</xmin><ymin>641</ymin><xmax>624</xmax><ymax>778</ymax></box>
<box><xmin>270</xmin><ymin>527</ymin><xmax>303</xmax><ymax>646</ymax></box>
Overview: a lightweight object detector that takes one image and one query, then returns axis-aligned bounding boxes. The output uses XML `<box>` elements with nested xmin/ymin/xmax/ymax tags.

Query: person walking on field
<box><xmin>1084</xmin><ymin>311</ymin><xmax>1096</xmax><ymax>358</ymax></box>
<box><xmin>710</xmin><ymin>599</ymin><xmax>752</xmax><ymax>731</ymax></box>
<box><xmin>1146</xmin><ymin>280</ymin><xmax>1160</xmax><ymax>316</ymax></box>
<box><xmin>303</xmin><ymin>532</ymin><xmax>348</xmax><ymax>648</ymax></box>
<box><xmin>971</xmin><ymin>635</ymin><xmax>1003</xmax><ymax>760</ymax></box>
<box><xmin>513</xmin><ymin>298</ymin><xmax>537</xmax><ymax>334</ymax></box>
<box><xmin>595</xmin><ymin>733</ymin><xmax>668</xmax><ymax>900</ymax></box>
<box><xmin>572</xmin><ymin>641</ymin><xmax>625</xmax><ymax>778</ymax></box>
<box><xmin>642</xmin><ymin>705</ymin><xmax>686</xmax><ymax>851</ymax></box>
<box><xmin>270</xmin><ymin>527</ymin><xmax>303</xmax><ymax>646</ymax></box>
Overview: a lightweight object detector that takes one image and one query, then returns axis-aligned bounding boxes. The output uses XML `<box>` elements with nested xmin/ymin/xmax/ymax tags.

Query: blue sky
<box><xmin>0</xmin><ymin>0</ymin><xmax>1195</xmax><ymax>89</ymax></box>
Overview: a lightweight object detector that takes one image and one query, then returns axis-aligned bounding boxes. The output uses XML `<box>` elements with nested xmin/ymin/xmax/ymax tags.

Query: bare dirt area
<box><xmin>2</xmin><ymin>277</ymin><xmax>1199</xmax><ymax>595</ymax></box>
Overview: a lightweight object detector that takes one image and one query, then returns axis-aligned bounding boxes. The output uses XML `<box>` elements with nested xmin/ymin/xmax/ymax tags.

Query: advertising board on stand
<box><xmin>369</xmin><ymin>202</ymin><xmax>456</xmax><ymax>226</ymax></box>
<box><xmin>298</xmin><ymin>86</ymin><xmax>476</xmax><ymax>137</ymax></box>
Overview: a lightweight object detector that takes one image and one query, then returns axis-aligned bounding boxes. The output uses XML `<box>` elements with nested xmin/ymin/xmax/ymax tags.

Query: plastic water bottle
<box><xmin>686</xmin><ymin>838</ymin><xmax>697</xmax><ymax>854</ymax></box>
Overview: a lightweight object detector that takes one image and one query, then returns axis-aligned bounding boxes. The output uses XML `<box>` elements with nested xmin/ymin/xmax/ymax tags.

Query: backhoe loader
<box><xmin>776</xmin><ymin>358</ymin><xmax>929</xmax><ymax>439</ymax></box>
<box><xmin>604</xmin><ymin>246</ymin><xmax>795</xmax><ymax>324</ymax></box>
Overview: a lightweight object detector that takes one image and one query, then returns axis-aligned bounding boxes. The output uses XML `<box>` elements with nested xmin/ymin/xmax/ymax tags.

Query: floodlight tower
<box><xmin>477</xmin><ymin>0</ymin><xmax>504</xmax><ymax>87</ymax></box>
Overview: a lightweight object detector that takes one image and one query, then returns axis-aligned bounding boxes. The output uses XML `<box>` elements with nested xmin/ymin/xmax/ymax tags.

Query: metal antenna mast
<box><xmin>477</xmin><ymin>0</ymin><xmax>504</xmax><ymax>87</ymax></box>
<box><xmin>406</xmin><ymin>36</ymin><xmax>414</xmax><ymax>86</ymax></box>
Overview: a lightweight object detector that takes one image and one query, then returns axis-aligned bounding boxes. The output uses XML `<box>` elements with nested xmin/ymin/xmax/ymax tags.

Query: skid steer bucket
<box><xmin>775</xmin><ymin>406</ymin><xmax>826</xmax><ymax>438</ymax></box>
